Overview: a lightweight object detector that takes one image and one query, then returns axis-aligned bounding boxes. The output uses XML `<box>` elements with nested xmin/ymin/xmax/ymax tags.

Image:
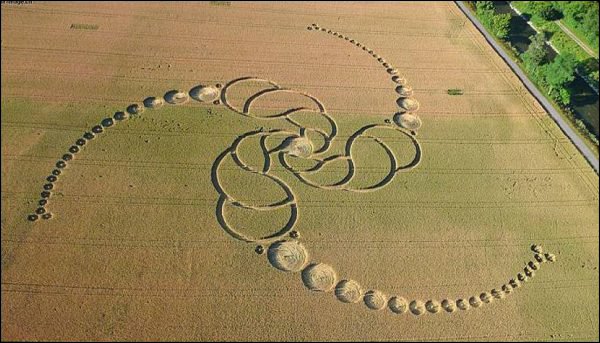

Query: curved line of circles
<box><xmin>27</xmin><ymin>24</ymin><xmax>423</xmax><ymax>227</ymax></box>
<box><xmin>25</xmin><ymin>76</ymin><xmax>420</xmax><ymax>246</ymax></box>
<box><xmin>307</xmin><ymin>23</ymin><xmax>423</xmax><ymax>131</ymax></box>
<box><xmin>271</xmin><ymin>23</ymin><xmax>555</xmax><ymax>315</ymax></box>
<box><xmin>267</xmin><ymin>240</ymin><xmax>557</xmax><ymax>315</ymax></box>
<box><xmin>25</xmin><ymin>84</ymin><xmax>224</xmax><ymax>222</ymax></box>
<box><xmin>23</xmin><ymin>24</ymin><xmax>557</xmax><ymax>318</ymax></box>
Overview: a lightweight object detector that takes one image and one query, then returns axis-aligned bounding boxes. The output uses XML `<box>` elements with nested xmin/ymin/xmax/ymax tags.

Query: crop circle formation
<box><xmin>26</xmin><ymin>24</ymin><xmax>557</xmax><ymax>317</ymax></box>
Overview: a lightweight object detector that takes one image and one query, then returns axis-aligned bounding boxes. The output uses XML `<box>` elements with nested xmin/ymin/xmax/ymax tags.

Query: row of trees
<box><xmin>472</xmin><ymin>1</ymin><xmax>597</xmax><ymax>144</ymax></box>
<box><xmin>554</xmin><ymin>1</ymin><xmax>599</xmax><ymax>50</ymax></box>
<box><xmin>475</xmin><ymin>1</ymin><xmax>511</xmax><ymax>39</ymax></box>
<box><xmin>522</xmin><ymin>1</ymin><xmax>599</xmax><ymax>48</ymax></box>
<box><xmin>473</xmin><ymin>2</ymin><xmax>579</xmax><ymax>106</ymax></box>
<box><xmin>522</xmin><ymin>32</ymin><xmax>578</xmax><ymax>106</ymax></box>
<box><xmin>527</xmin><ymin>2</ymin><xmax>561</xmax><ymax>21</ymax></box>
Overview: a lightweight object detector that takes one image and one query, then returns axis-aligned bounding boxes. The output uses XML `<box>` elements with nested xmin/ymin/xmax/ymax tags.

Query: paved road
<box><xmin>455</xmin><ymin>1</ymin><xmax>599</xmax><ymax>174</ymax></box>
<box><xmin>556</xmin><ymin>20</ymin><xmax>598</xmax><ymax>58</ymax></box>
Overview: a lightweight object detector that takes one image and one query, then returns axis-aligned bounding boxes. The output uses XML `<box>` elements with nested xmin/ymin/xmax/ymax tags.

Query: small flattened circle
<box><xmin>302</xmin><ymin>263</ymin><xmax>337</xmax><ymax>292</ymax></box>
<box><xmin>364</xmin><ymin>290</ymin><xmax>387</xmax><ymax>310</ymax></box>
<box><xmin>395</xmin><ymin>85</ymin><xmax>414</xmax><ymax>97</ymax></box>
<box><xmin>114</xmin><ymin>111</ymin><xmax>129</xmax><ymax>121</ymax></box>
<box><xmin>397</xmin><ymin>97</ymin><xmax>420</xmax><ymax>112</ymax></box>
<box><xmin>409</xmin><ymin>300</ymin><xmax>425</xmax><ymax>316</ymax></box>
<box><xmin>388</xmin><ymin>296</ymin><xmax>408</xmax><ymax>314</ymax></box>
<box><xmin>441</xmin><ymin>299</ymin><xmax>456</xmax><ymax>313</ymax></box>
<box><xmin>335</xmin><ymin>280</ymin><xmax>363</xmax><ymax>303</ymax></box>
<box><xmin>391</xmin><ymin>75</ymin><xmax>407</xmax><ymax>85</ymax></box>
<box><xmin>101</xmin><ymin>118</ymin><xmax>114</xmax><ymax>128</ymax></box>
<box><xmin>492</xmin><ymin>288</ymin><xmax>505</xmax><ymax>299</ymax></box>
<box><xmin>143</xmin><ymin>97</ymin><xmax>165</xmax><ymax>109</ymax></box>
<box><xmin>469</xmin><ymin>296</ymin><xmax>482</xmax><ymax>308</ymax></box>
<box><xmin>127</xmin><ymin>103</ymin><xmax>145</xmax><ymax>115</ymax></box>
<box><xmin>456</xmin><ymin>298</ymin><xmax>470</xmax><ymax>311</ymax></box>
<box><xmin>164</xmin><ymin>90</ymin><xmax>189</xmax><ymax>105</ymax></box>
<box><xmin>480</xmin><ymin>292</ymin><xmax>492</xmax><ymax>304</ymax></box>
<box><xmin>425</xmin><ymin>300</ymin><xmax>441</xmax><ymax>313</ymax></box>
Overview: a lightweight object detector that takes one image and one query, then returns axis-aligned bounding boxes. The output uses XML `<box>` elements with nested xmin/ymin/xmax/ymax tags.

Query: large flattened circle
<box><xmin>190</xmin><ymin>85</ymin><xmax>220</xmax><ymax>103</ymax></box>
<box><xmin>267</xmin><ymin>240</ymin><xmax>309</xmax><ymax>272</ymax></box>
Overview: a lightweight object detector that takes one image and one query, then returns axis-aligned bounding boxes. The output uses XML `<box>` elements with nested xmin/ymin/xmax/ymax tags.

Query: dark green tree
<box><xmin>562</xmin><ymin>1</ymin><xmax>599</xmax><ymax>47</ymax></box>
<box><xmin>546</xmin><ymin>53</ymin><xmax>578</xmax><ymax>88</ymax></box>
<box><xmin>545</xmin><ymin>53</ymin><xmax>578</xmax><ymax>105</ymax></box>
<box><xmin>581</xmin><ymin>5</ymin><xmax>599</xmax><ymax>46</ymax></box>
<box><xmin>475</xmin><ymin>1</ymin><xmax>494</xmax><ymax>13</ymax></box>
<box><xmin>475</xmin><ymin>1</ymin><xmax>494</xmax><ymax>28</ymax></box>
<box><xmin>531</xmin><ymin>2</ymin><xmax>561</xmax><ymax>21</ymax></box>
<box><xmin>491</xmin><ymin>13</ymin><xmax>511</xmax><ymax>40</ymax></box>
<box><xmin>563</xmin><ymin>1</ymin><xmax>589</xmax><ymax>22</ymax></box>
<box><xmin>522</xmin><ymin>33</ymin><xmax>547</xmax><ymax>69</ymax></box>
<box><xmin>558</xmin><ymin>88</ymin><xmax>572</xmax><ymax>106</ymax></box>
<box><xmin>592</xmin><ymin>70</ymin><xmax>599</xmax><ymax>84</ymax></box>
<box><xmin>475</xmin><ymin>2</ymin><xmax>511</xmax><ymax>40</ymax></box>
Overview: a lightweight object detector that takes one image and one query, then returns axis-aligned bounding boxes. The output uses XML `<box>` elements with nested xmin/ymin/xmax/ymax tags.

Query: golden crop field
<box><xmin>1</xmin><ymin>1</ymin><xmax>598</xmax><ymax>341</ymax></box>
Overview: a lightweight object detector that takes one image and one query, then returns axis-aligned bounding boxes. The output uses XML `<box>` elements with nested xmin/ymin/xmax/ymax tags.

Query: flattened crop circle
<box><xmin>267</xmin><ymin>240</ymin><xmax>309</xmax><ymax>272</ymax></box>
